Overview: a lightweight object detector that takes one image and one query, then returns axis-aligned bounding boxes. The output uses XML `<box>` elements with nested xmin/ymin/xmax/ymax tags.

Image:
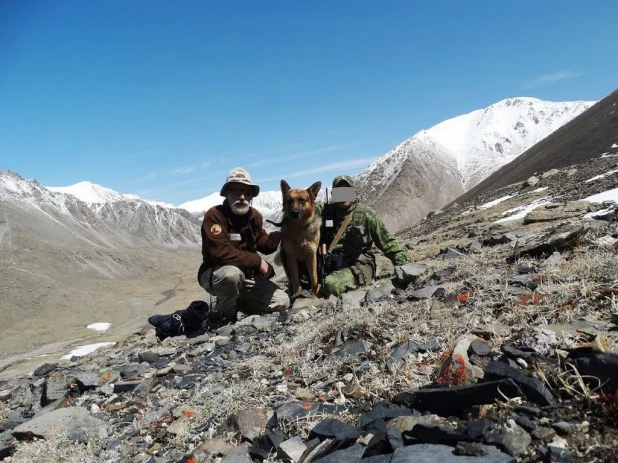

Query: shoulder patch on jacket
<box><xmin>210</xmin><ymin>224</ymin><xmax>222</xmax><ymax>235</ymax></box>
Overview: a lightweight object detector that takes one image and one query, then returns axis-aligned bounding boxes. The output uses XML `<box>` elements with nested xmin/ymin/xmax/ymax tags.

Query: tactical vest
<box><xmin>321</xmin><ymin>203</ymin><xmax>375</xmax><ymax>285</ymax></box>
<box><xmin>321</xmin><ymin>203</ymin><xmax>368</xmax><ymax>247</ymax></box>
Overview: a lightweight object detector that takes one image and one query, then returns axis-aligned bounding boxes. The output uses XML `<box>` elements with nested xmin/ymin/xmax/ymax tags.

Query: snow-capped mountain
<box><xmin>47</xmin><ymin>181</ymin><xmax>174</xmax><ymax>208</ymax></box>
<box><xmin>0</xmin><ymin>171</ymin><xmax>200</xmax><ymax>250</ymax></box>
<box><xmin>355</xmin><ymin>97</ymin><xmax>594</xmax><ymax>232</ymax></box>
<box><xmin>425</xmin><ymin>97</ymin><xmax>593</xmax><ymax>188</ymax></box>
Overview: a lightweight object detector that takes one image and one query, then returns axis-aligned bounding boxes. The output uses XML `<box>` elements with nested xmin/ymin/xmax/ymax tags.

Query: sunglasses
<box><xmin>228</xmin><ymin>187</ymin><xmax>253</xmax><ymax>197</ymax></box>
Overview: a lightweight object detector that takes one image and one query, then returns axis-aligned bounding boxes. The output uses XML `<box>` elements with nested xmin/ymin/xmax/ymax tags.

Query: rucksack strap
<box><xmin>327</xmin><ymin>211</ymin><xmax>354</xmax><ymax>253</ymax></box>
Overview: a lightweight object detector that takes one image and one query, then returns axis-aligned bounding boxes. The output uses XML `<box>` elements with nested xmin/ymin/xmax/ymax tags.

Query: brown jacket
<box><xmin>198</xmin><ymin>201</ymin><xmax>276</xmax><ymax>281</ymax></box>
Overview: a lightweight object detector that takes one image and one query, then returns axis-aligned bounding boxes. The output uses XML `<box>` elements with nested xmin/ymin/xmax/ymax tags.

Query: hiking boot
<box><xmin>201</xmin><ymin>310</ymin><xmax>234</xmax><ymax>332</ymax></box>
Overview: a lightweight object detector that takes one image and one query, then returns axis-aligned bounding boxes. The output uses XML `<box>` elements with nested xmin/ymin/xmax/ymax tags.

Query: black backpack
<box><xmin>148</xmin><ymin>300</ymin><xmax>209</xmax><ymax>341</ymax></box>
<box><xmin>148</xmin><ymin>300</ymin><xmax>232</xmax><ymax>341</ymax></box>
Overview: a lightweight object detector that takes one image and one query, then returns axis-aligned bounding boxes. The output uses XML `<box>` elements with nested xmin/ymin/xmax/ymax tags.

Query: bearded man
<box><xmin>198</xmin><ymin>167</ymin><xmax>290</xmax><ymax>322</ymax></box>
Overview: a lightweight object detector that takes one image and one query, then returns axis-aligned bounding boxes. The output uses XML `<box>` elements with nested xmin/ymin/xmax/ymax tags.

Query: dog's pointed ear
<box><xmin>307</xmin><ymin>181</ymin><xmax>321</xmax><ymax>199</ymax></box>
<box><xmin>281</xmin><ymin>180</ymin><xmax>290</xmax><ymax>194</ymax></box>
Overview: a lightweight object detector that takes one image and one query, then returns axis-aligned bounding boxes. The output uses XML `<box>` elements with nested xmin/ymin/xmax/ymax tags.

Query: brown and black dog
<box><xmin>278</xmin><ymin>180</ymin><xmax>322</xmax><ymax>296</ymax></box>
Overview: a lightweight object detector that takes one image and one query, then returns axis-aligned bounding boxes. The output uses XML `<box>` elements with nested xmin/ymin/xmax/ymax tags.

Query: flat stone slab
<box><xmin>523</xmin><ymin>201</ymin><xmax>591</xmax><ymax>224</ymax></box>
<box><xmin>395</xmin><ymin>263</ymin><xmax>428</xmax><ymax>283</ymax></box>
<box><xmin>12</xmin><ymin>406</ymin><xmax>106</xmax><ymax>441</ymax></box>
<box><xmin>408</xmin><ymin>286</ymin><xmax>445</xmax><ymax>300</ymax></box>
<box><xmin>279</xmin><ymin>436</ymin><xmax>306</xmax><ymax>462</ymax></box>
<box><xmin>391</xmin><ymin>443</ymin><xmax>515</xmax><ymax>462</ymax></box>
<box><xmin>341</xmin><ymin>290</ymin><xmax>367</xmax><ymax>310</ymax></box>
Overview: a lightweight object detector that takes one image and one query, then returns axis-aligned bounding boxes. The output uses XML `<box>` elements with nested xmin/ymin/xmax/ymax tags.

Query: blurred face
<box><xmin>333</xmin><ymin>182</ymin><xmax>355</xmax><ymax>208</ymax></box>
<box><xmin>226</xmin><ymin>182</ymin><xmax>253</xmax><ymax>215</ymax></box>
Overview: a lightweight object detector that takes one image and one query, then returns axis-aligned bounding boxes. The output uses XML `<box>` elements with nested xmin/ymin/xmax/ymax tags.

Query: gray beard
<box><xmin>231</xmin><ymin>201</ymin><xmax>250</xmax><ymax>215</ymax></box>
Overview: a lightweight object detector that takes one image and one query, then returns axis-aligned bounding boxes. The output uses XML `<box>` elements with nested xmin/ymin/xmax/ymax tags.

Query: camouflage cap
<box><xmin>332</xmin><ymin>175</ymin><xmax>356</xmax><ymax>188</ymax></box>
<box><xmin>220</xmin><ymin>167</ymin><xmax>260</xmax><ymax>197</ymax></box>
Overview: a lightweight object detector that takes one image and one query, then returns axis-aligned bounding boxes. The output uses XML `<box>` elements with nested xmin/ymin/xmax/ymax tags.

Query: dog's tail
<box><xmin>266</xmin><ymin>217</ymin><xmax>287</xmax><ymax>227</ymax></box>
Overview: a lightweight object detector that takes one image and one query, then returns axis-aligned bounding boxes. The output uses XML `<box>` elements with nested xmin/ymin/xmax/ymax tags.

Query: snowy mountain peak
<box><xmin>45</xmin><ymin>180</ymin><xmax>174</xmax><ymax>208</ymax></box>
<box><xmin>47</xmin><ymin>181</ymin><xmax>125</xmax><ymax>204</ymax></box>
<box><xmin>0</xmin><ymin>170</ymin><xmax>45</xmax><ymax>200</ymax></box>
<box><xmin>358</xmin><ymin>97</ymin><xmax>594</xmax><ymax>196</ymax></box>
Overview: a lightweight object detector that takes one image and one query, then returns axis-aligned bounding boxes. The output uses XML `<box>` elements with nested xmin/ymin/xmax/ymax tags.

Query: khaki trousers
<box><xmin>199</xmin><ymin>265</ymin><xmax>290</xmax><ymax>318</ymax></box>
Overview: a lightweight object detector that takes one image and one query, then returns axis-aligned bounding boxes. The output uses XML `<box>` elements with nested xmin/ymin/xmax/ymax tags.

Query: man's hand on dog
<box><xmin>259</xmin><ymin>258</ymin><xmax>275</xmax><ymax>279</ymax></box>
<box><xmin>265</xmin><ymin>231</ymin><xmax>282</xmax><ymax>250</ymax></box>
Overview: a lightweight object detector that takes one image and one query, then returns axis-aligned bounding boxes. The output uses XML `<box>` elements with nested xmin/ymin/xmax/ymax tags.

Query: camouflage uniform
<box><xmin>318</xmin><ymin>175</ymin><xmax>408</xmax><ymax>297</ymax></box>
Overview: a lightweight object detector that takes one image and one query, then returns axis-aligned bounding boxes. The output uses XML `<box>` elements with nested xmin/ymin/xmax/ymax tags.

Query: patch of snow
<box><xmin>584</xmin><ymin>187</ymin><xmax>618</xmax><ymax>203</ymax></box>
<box><xmin>493</xmin><ymin>197</ymin><xmax>552</xmax><ymax>224</ymax></box>
<box><xmin>612</xmin><ymin>143</ymin><xmax>618</xmax><ymax>148</ymax></box>
<box><xmin>61</xmin><ymin>342</ymin><xmax>116</xmax><ymax>359</ymax></box>
<box><xmin>123</xmin><ymin>194</ymin><xmax>175</xmax><ymax>208</ymax></box>
<box><xmin>531</xmin><ymin>187</ymin><xmax>549</xmax><ymax>193</ymax></box>
<box><xmin>478</xmin><ymin>194</ymin><xmax>515</xmax><ymax>209</ymax></box>
<box><xmin>584</xmin><ymin>168</ymin><xmax>618</xmax><ymax>183</ymax></box>
<box><xmin>87</xmin><ymin>322</ymin><xmax>111</xmax><ymax>332</ymax></box>
<box><xmin>584</xmin><ymin>207</ymin><xmax>616</xmax><ymax>219</ymax></box>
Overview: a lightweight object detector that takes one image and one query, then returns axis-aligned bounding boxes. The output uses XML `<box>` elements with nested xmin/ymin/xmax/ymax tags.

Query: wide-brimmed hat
<box><xmin>220</xmin><ymin>167</ymin><xmax>260</xmax><ymax>197</ymax></box>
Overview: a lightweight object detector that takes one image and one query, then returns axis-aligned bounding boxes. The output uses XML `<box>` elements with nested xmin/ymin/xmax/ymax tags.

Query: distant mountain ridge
<box><xmin>354</xmin><ymin>97</ymin><xmax>594</xmax><ymax>232</ymax></box>
<box><xmin>0</xmin><ymin>171</ymin><xmax>200</xmax><ymax>250</ymax></box>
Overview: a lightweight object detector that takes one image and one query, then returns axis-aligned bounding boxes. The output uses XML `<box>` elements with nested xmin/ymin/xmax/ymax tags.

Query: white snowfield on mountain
<box><xmin>356</xmin><ymin>97</ymin><xmax>593</xmax><ymax>195</ymax></box>
<box><xmin>0</xmin><ymin>97</ymin><xmax>595</xmax><ymax>229</ymax></box>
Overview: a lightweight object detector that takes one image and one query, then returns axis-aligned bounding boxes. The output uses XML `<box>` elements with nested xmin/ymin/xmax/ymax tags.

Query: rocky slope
<box><xmin>1</xmin><ymin>154</ymin><xmax>616</xmax><ymax>462</ymax></box>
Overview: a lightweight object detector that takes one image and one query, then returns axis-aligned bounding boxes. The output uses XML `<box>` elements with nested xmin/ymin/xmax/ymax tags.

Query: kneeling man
<box><xmin>198</xmin><ymin>167</ymin><xmax>290</xmax><ymax>321</ymax></box>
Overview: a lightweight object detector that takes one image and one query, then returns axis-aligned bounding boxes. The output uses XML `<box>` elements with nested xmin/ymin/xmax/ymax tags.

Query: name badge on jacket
<box><xmin>230</xmin><ymin>233</ymin><xmax>242</xmax><ymax>242</ymax></box>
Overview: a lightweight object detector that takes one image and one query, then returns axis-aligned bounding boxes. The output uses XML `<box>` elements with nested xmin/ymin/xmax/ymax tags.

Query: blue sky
<box><xmin>1</xmin><ymin>1</ymin><xmax>617</xmax><ymax>205</ymax></box>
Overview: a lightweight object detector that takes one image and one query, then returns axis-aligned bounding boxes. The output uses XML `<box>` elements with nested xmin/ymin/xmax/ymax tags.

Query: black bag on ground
<box><xmin>148</xmin><ymin>300</ymin><xmax>210</xmax><ymax>341</ymax></box>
